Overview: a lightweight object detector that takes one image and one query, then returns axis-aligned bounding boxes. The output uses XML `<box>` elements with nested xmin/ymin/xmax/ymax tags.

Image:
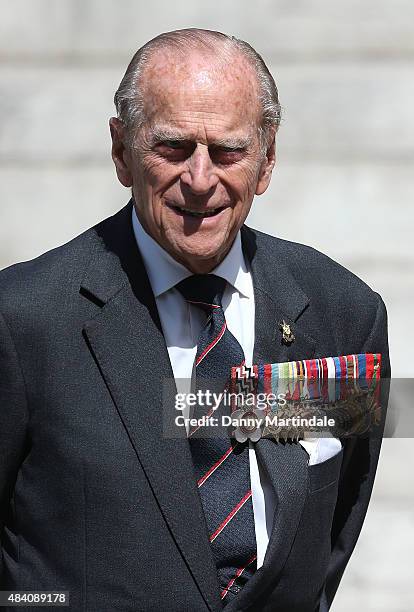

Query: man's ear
<box><xmin>109</xmin><ymin>117</ymin><xmax>133</xmax><ymax>187</ymax></box>
<box><xmin>255</xmin><ymin>128</ymin><xmax>276</xmax><ymax>196</ymax></box>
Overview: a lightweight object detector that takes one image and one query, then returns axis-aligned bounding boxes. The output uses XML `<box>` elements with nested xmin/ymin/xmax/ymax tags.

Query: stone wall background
<box><xmin>1</xmin><ymin>2</ymin><xmax>413</xmax><ymax>610</ymax></box>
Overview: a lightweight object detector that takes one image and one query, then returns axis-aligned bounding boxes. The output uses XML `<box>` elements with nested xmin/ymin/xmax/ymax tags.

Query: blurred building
<box><xmin>0</xmin><ymin>2</ymin><xmax>413</xmax><ymax>610</ymax></box>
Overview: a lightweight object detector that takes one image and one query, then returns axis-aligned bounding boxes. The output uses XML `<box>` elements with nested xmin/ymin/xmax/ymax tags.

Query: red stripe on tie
<box><xmin>220</xmin><ymin>554</ymin><xmax>257</xmax><ymax>600</ymax></box>
<box><xmin>188</xmin><ymin>300</ymin><xmax>220</xmax><ymax>309</ymax></box>
<box><xmin>210</xmin><ymin>490</ymin><xmax>252</xmax><ymax>543</ymax></box>
<box><xmin>196</xmin><ymin>321</ymin><xmax>227</xmax><ymax>366</ymax></box>
<box><xmin>197</xmin><ymin>446</ymin><xmax>234</xmax><ymax>488</ymax></box>
<box><xmin>188</xmin><ymin>403</ymin><xmax>217</xmax><ymax>438</ymax></box>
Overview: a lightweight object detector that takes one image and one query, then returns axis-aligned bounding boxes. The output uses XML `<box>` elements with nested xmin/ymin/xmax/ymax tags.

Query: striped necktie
<box><xmin>176</xmin><ymin>274</ymin><xmax>257</xmax><ymax>604</ymax></box>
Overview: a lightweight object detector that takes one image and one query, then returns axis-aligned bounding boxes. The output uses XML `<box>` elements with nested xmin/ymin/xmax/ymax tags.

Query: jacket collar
<box><xmin>80</xmin><ymin>201</ymin><xmax>313</xmax><ymax>325</ymax></box>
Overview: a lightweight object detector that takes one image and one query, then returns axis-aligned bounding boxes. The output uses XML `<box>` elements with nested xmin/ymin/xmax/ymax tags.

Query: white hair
<box><xmin>114</xmin><ymin>28</ymin><xmax>281</xmax><ymax>153</ymax></box>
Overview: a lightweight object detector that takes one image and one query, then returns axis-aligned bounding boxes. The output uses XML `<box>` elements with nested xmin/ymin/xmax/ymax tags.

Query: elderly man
<box><xmin>0</xmin><ymin>29</ymin><xmax>389</xmax><ymax>611</ymax></box>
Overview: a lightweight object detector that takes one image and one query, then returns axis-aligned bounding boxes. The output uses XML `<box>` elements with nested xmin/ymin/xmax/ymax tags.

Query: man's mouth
<box><xmin>167</xmin><ymin>203</ymin><xmax>227</xmax><ymax>218</ymax></box>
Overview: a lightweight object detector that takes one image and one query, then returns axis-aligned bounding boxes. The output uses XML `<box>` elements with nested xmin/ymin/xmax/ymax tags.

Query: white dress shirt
<box><xmin>131</xmin><ymin>207</ymin><xmax>341</xmax><ymax>568</ymax></box>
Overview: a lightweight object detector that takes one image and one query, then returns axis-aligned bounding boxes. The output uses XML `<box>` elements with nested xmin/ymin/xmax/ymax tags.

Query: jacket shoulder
<box><xmin>0</xmin><ymin>205</ymin><xmax>128</xmax><ymax>317</ymax></box>
<box><xmin>246</xmin><ymin>226</ymin><xmax>384</xmax><ymax>313</ymax></box>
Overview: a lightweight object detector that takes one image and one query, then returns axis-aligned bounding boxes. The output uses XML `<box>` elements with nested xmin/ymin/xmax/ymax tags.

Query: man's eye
<box><xmin>220</xmin><ymin>147</ymin><xmax>242</xmax><ymax>153</ymax></box>
<box><xmin>162</xmin><ymin>140</ymin><xmax>184</xmax><ymax>149</ymax></box>
<box><xmin>211</xmin><ymin>147</ymin><xmax>245</xmax><ymax>163</ymax></box>
<box><xmin>155</xmin><ymin>140</ymin><xmax>195</xmax><ymax>161</ymax></box>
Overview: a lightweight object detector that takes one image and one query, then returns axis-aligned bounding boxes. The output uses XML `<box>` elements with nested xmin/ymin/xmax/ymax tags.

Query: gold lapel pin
<box><xmin>279</xmin><ymin>320</ymin><xmax>295</xmax><ymax>345</ymax></box>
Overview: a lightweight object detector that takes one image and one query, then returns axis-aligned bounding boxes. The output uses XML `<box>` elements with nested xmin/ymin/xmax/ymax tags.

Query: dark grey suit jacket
<box><xmin>0</xmin><ymin>201</ymin><xmax>390</xmax><ymax>611</ymax></box>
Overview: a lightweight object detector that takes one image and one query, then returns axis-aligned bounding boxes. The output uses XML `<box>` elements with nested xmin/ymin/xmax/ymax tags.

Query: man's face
<box><xmin>110</xmin><ymin>49</ymin><xmax>275</xmax><ymax>273</ymax></box>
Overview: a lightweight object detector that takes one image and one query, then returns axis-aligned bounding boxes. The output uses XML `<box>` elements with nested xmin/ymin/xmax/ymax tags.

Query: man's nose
<box><xmin>180</xmin><ymin>144</ymin><xmax>219</xmax><ymax>195</ymax></box>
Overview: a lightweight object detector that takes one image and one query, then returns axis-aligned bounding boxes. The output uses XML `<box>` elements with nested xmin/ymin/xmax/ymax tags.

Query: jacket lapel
<box><xmin>241</xmin><ymin>224</ymin><xmax>316</xmax><ymax>366</ymax></box>
<box><xmin>81</xmin><ymin>203</ymin><xmax>222</xmax><ymax>612</ymax></box>
<box><xmin>225</xmin><ymin>227</ymin><xmax>316</xmax><ymax>610</ymax></box>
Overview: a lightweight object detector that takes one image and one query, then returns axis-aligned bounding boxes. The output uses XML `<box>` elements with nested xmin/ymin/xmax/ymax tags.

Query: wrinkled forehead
<box><xmin>139</xmin><ymin>48</ymin><xmax>262</xmax><ymax>136</ymax></box>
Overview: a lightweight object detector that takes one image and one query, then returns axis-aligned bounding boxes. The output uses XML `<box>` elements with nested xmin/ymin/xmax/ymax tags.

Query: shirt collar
<box><xmin>132</xmin><ymin>206</ymin><xmax>251</xmax><ymax>299</ymax></box>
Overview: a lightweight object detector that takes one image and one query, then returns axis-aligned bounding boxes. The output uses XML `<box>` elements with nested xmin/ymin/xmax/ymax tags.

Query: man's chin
<box><xmin>170</xmin><ymin>243</ymin><xmax>229</xmax><ymax>274</ymax></box>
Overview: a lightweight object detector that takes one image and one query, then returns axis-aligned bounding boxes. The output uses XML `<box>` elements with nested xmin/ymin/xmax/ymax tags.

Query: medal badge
<box><xmin>279</xmin><ymin>320</ymin><xmax>295</xmax><ymax>345</ymax></box>
<box><xmin>231</xmin><ymin>354</ymin><xmax>382</xmax><ymax>443</ymax></box>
